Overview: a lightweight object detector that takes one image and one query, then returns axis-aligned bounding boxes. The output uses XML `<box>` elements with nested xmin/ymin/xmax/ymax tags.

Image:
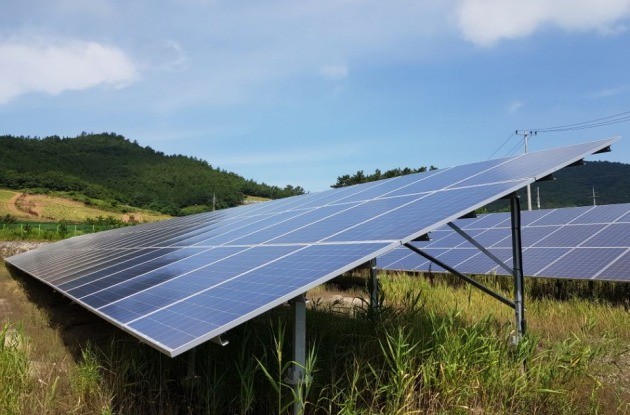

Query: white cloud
<box><xmin>507</xmin><ymin>100</ymin><xmax>524</xmax><ymax>113</ymax></box>
<box><xmin>157</xmin><ymin>40</ymin><xmax>189</xmax><ymax>72</ymax></box>
<box><xmin>320</xmin><ymin>64</ymin><xmax>348</xmax><ymax>80</ymax></box>
<box><xmin>587</xmin><ymin>85</ymin><xmax>629</xmax><ymax>98</ymax></box>
<box><xmin>0</xmin><ymin>37</ymin><xmax>138</xmax><ymax>104</ymax></box>
<box><xmin>456</xmin><ymin>0</ymin><xmax>630</xmax><ymax>46</ymax></box>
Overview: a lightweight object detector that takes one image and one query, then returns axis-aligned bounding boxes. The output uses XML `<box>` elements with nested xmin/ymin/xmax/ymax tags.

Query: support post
<box><xmin>369</xmin><ymin>258</ymin><xmax>379</xmax><ymax>309</ymax></box>
<box><xmin>289</xmin><ymin>294</ymin><xmax>306</xmax><ymax>415</ymax></box>
<box><xmin>516</xmin><ymin>129</ymin><xmax>536</xmax><ymax>211</ymax></box>
<box><xmin>510</xmin><ymin>193</ymin><xmax>526</xmax><ymax>341</ymax></box>
<box><xmin>186</xmin><ymin>348</ymin><xmax>197</xmax><ymax>380</ymax></box>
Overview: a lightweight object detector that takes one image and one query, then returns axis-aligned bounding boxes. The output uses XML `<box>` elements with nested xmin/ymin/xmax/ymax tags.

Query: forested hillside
<box><xmin>0</xmin><ymin>133</ymin><xmax>304</xmax><ymax>215</ymax></box>
<box><xmin>520</xmin><ymin>160</ymin><xmax>630</xmax><ymax>208</ymax></box>
<box><xmin>334</xmin><ymin>161</ymin><xmax>630</xmax><ymax>209</ymax></box>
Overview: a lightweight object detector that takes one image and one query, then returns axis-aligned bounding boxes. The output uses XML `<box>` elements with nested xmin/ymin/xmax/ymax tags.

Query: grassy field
<box><xmin>0</xmin><ymin>189</ymin><xmax>169</xmax><ymax>223</ymax></box>
<box><xmin>0</xmin><ymin>261</ymin><xmax>628</xmax><ymax>414</ymax></box>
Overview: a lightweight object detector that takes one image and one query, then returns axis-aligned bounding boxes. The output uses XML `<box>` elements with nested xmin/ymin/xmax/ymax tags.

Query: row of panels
<box><xmin>377</xmin><ymin>203</ymin><xmax>630</xmax><ymax>281</ymax></box>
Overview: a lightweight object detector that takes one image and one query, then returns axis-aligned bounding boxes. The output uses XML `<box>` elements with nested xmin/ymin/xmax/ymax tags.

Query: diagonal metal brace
<box><xmin>447</xmin><ymin>222</ymin><xmax>514</xmax><ymax>275</ymax></box>
<box><xmin>403</xmin><ymin>243</ymin><xmax>515</xmax><ymax>309</ymax></box>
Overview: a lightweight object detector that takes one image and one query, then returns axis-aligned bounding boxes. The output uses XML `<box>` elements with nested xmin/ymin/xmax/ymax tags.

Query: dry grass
<box><xmin>243</xmin><ymin>195</ymin><xmax>271</xmax><ymax>203</ymax></box>
<box><xmin>0</xmin><ymin>190</ymin><xmax>32</xmax><ymax>221</ymax></box>
<box><xmin>0</xmin><ymin>189</ymin><xmax>169</xmax><ymax>223</ymax></box>
<box><xmin>377</xmin><ymin>272</ymin><xmax>630</xmax><ymax>413</ymax></box>
<box><xmin>20</xmin><ymin>193</ymin><xmax>168</xmax><ymax>223</ymax></box>
<box><xmin>1</xmin><ymin>259</ymin><xmax>629</xmax><ymax>414</ymax></box>
<box><xmin>0</xmin><ymin>264</ymin><xmax>113</xmax><ymax>414</ymax></box>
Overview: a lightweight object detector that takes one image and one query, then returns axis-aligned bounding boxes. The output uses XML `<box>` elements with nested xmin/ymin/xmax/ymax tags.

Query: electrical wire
<box><xmin>490</xmin><ymin>109</ymin><xmax>630</xmax><ymax>160</ymax></box>
<box><xmin>504</xmin><ymin>137</ymin><xmax>525</xmax><ymax>157</ymax></box>
<box><xmin>531</xmin><ymin>110</ymin><xmax>630</xmax><ymax>133</ymax></box>
<box><xmin>487</xmin><ymin>132</ymin><xmax>515</xmax><ymax>160</ymax></box>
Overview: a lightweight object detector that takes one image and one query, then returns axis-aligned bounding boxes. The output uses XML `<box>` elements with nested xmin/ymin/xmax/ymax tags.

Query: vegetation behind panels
<box><xmin>335</xmin><ymin>161</ymin><xmax>630</xmax><ymax>210</ymax></box>
<box><xmin>0</xmin><ymin>133</ymin><xmax>304</xmax><ymax>215</ymax></box>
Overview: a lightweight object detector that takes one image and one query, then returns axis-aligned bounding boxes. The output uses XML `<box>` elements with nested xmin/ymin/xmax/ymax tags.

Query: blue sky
<box><xmin>1</xmin><ymin>0</ymin><xmax>629</xmax><ymax>191</ymax></box>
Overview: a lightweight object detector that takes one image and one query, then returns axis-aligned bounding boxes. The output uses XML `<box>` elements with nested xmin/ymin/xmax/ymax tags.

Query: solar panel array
<box><xmin>5</xmin><ymin>138</ymin><xmax>618</xmax><ymax>357</ymax></box>
<box><xmin>377</xmin><ymin>203</ymin><xmax>630</xmax><ymax>282</ymax></box>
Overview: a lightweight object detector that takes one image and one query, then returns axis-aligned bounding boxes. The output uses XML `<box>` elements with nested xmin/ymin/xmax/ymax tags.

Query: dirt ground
<box><xmin>6</xmin><ymin>193</ymin><xmax>32</xmax><ymax>218</ymax></box>
<box><xmin>0</xmin><ymin>241</ymin><xmax>48</xmax><ymax>258</ymax></box>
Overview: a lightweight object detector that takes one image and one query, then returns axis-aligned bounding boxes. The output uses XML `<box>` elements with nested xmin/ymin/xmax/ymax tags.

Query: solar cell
<box><xmin>426</xmin><ymin>230</ymin><xmax>472</xmax><ymax>248</ymax></box>
<box><xmin>582</xmin><ymin>223</ymin><xmax>630</xmax><ymax>247</ymax></box>
<box><xmin>533</xmin><ymin>224</ymin><xmax>604</xmax><ymax>248</ymax></box>
<box><xmin>596</xmin><ymin>249</ymin><xmax>630</xmax><ymax>281</ymax></box>
<box><xmin>537</xmin><ymin>247</ymin><xmax>627</xmax><ymax>279</ymax></box>
<box><xmin>461</xmin><ymin>212</ymin><xmax>510</xmax><ymax>229</ymax></box>
<box><xmin>572</xmin><ymin>204</ymin><xmax>628</xmax><ymax>224</ymax></box>
<box><xmin>5</xmin><ymin>137</ymin><xmax>619</xmax><ymax>356</ymax></box>
<box><xmin>520</xmin><ymin>209</ymin><xmax>552</xmax><ymax>226</ymax></box>
<box><xmin>528</xmin><ymin>206</ymin><xmax>590</xmax><ymax>226</ymax></box>
<box><xmin>456</xmin><ymin>247</ymin><xmax>513</xmax><ymax>274</ymax></box>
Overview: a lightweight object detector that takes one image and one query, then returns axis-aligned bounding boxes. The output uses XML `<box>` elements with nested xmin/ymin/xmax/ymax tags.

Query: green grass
<box><xmin>1</xmin><ymin>264</ymin><xmax>628</xmax><ymax>414</ymax></box>
<box><xmin>0</xmin><ymin>222</ymin><xmax>122</xmax><ymax>242</ymax></box>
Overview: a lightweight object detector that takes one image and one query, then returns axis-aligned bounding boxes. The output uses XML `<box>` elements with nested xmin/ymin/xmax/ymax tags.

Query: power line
<box><xmin>487</xmin><ymin>132</ymin><xmax>515</xmax><ymax>160</ymax></box>
<box><xmin>531</xmin><ymin>110</ymin><xmax>630</xmax><ymax>133</ymax></box>
<box><xmin>504</xmin><ymin>137</ymin><xmax>524</xmax><ymax>157</ymax></box>
<box><xmin>488</xmin><ymin>109</ymin><xmax>630</xmax><ymax>160</ymax></box>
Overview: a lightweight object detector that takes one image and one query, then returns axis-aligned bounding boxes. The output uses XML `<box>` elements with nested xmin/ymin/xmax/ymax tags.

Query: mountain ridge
<box><xmin>0</xmin><ymin>132</ymin><xmax>304</xmax><ymax>215</ymax></box>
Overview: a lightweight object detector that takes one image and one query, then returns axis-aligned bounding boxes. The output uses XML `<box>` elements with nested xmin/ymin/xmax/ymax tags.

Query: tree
<box><xmin>331</xmin><ymin>166</ymin><xmax>437</xmax><ymax>188</ymax></box>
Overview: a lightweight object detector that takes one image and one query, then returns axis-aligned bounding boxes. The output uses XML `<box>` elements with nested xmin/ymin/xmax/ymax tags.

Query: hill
<box><xmin>0</xmin><ymin>133</ymin><xmax>304</xmax><ymax>215</ymax></box>
<box><xmin>527</xmin><ymin>160</ymin><xmax>630</xmax><ymax>207</ymax></box>
<box><xmin>483</xmin><ymin>160</ymin><xmax>630</xmax><ymax>212</ymax></box>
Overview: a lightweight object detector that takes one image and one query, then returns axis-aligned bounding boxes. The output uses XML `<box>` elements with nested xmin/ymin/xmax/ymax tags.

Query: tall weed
<box><xmin>0</xmin><ymin>325</ymin><xmax>30</xmax><ymax>415</ymax></box>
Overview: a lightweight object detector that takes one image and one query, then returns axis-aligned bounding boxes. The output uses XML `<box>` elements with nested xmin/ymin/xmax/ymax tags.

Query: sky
<box><xmin>1</xmin><ymin>0</ymin><xmax>630</xmax><ymax>192</ymax></box>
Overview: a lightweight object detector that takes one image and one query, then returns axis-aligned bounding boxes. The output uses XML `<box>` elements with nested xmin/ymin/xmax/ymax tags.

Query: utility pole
<box><xmin>515</xmin><ymin>130</ymin><xmax>537</xmax><ymax>211</ymax></box>
<box><xmin>212</xmin><ymin>193</ymin><xmax>216</xmax><ymax>211</ymax></box>
<box><xmin>592</xmin><ymin>186</ymin><xmax>597</xmax><ymax>207</ymax></box>
<box><xmin>536</xmin><ymin>187</ymin><xmax>541</xmax><ymax>209</ymax></box>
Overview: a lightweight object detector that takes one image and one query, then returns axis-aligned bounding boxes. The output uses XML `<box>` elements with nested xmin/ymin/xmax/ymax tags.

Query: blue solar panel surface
<box><xmin>378</xmin><ymin>202</ymin><xmax>630</xmax><ymax>282</ymax></box>
<box><xmin>5</xmin><ymin>137</ymin><xmax>618</xmax><ymax>356</ymax></box>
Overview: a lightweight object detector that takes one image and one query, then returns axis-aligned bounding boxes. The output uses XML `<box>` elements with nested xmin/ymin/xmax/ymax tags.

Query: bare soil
<box><xmin>15</xmin><ymin>193</ymin><xmax>42</xmax><ymax>217</ymax></box>
<box><xmin>0</xmin><ymin>241</ymin><xmax>48</xmax><ymax>259</ymax></box>
<box><xmin>6</xmin><ymin>193</ymin><xmax>33</xmax><ymax>218</ymax></box>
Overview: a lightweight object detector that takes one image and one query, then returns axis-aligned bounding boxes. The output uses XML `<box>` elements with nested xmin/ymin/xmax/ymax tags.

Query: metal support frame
<box><xmin>403</xmin><ymin>243</ymin><xmax>515</xmax><ymax>308</ymax></box>
<box><xmin>510</xmin><ymin>194</ymin><xmax>526</xmax><ymax>340</ymax></box>
<box><xmin>403</xmin><ymin>192</ymin><xmax>528</xmax><ymax>342</ymax></box>
<box><xmin>447</xmin><ymin>222</ymin><xmax>513</xmax><ymax>275</ymax></box>
<box><xmin>369</xmin><ymin>258</ymin><xmax>379</xmax><ymax>309</ymax></box>
<box><xmin>287</xmin><ymin>294</ymin><xmax>306</xmax><ymax>415</ymax></box>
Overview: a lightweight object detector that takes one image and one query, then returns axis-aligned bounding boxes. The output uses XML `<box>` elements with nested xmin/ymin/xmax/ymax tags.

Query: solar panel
<box><xmin>378</xmin><ymin>202</ymin><xmax>630</xmax><ymax>282</ymax></box>
<box><xmin>5</xmin><ymin>137</ymin><xmax>619</xmax><ymax>356</ymax></box>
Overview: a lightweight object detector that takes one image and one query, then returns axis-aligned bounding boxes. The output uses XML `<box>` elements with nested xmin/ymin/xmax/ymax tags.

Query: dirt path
<box><xmin>15</xmin><ymin>193</ymin><xmax>42</xmax><ymax>217</ymax></box>
<box><xmin>7</xmin><ymin>193</ymin><xmax>43</xmax><ymax>219</ymax></box>
<box><xmin>6</xmin><ymin>193</ymin><xmax>25</xmax><ymax>217</ymax></box>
